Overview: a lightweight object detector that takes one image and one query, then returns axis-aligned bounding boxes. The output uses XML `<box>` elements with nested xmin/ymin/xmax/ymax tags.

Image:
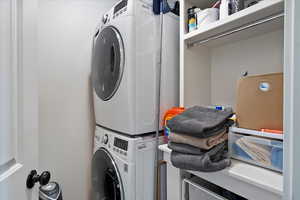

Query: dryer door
<box><xmin>92</xmin><ymin>26</ymin><xmax>125</xmax><ymax>101</ymax></box>
<box><xmin>92</xmin><ymin>148</ymin><xmax>124</xmax><ymax>200</ymax></box>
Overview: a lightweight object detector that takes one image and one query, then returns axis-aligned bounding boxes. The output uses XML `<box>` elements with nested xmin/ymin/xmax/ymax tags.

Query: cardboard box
<box><xmin>236</xmin><ymin>73</ymin><xmax>283</xmax><ymax>131</ymax></box>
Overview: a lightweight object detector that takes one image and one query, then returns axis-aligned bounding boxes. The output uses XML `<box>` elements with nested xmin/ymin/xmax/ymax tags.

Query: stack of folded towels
<box><xmin>166</xmin><ymin>106</ymin><xmax>234</xmax><ymax>172</ymax></box>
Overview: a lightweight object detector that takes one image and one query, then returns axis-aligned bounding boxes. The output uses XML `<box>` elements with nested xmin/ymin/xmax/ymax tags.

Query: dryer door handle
<box><xmin>110</xmin><ymin>45</ymin><xmax>115</xmax><ymax>72</ymax></box>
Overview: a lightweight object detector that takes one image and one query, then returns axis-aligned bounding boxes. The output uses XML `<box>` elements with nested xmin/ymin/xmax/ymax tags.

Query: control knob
<box><xmin>102</xmin><ymin>14</ymin><xmax>108</xmax><ymax>24</ymax></box>
<box><xmin>102</xmin><ymin>134</ymin><xmax>109</xmax><ymax>144</ymax></box>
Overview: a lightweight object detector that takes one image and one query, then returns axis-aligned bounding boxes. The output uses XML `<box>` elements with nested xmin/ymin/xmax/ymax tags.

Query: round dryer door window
<box><xmin>92</xmin><ymin>26</ymin><xmax>125</xmax><ymax>101</ymax></box>
<box><xmin>92</xmin><ymin>148</ymin><xmax>124</xmax><ymax>200</ymax></box>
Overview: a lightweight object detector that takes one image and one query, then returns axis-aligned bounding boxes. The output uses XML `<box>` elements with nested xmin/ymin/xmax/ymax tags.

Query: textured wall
<box><xmin>37</xmin><ymin>0</ymin><xmax>117</xmax><ymax>199</ymax></box>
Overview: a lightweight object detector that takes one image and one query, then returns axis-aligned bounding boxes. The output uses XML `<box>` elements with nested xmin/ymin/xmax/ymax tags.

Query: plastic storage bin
<box><xmin>182</xmin><ymin>177</ymin><xmax>247</xmax><ymax>200</ymax></box>
<box><xmin>182</xmin><ymin>178</ymin><xmax>226</xmax><ymax>200</ymax></box>
<box><xmin>229</xmin><ymin>132</ymin><xmax>283</xmax><ymax>172</ymax></box>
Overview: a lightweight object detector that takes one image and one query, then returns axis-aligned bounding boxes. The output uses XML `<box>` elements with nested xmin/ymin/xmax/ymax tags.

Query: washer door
<box><xmin>92</xmin><ymin>148</ymin><xmax>124</xmax><ymax>200</ymax></box>
<box><xmin>92</xmin><ymin>26</ymin><xmax>125</xmax><ymax>101</ymax></box>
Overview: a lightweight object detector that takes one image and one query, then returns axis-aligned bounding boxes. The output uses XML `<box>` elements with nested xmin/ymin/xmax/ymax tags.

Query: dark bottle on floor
<box><xmin>39</xmin><ymin>182</ymin><xmax>63</xmax><ymax>200</ymax></box>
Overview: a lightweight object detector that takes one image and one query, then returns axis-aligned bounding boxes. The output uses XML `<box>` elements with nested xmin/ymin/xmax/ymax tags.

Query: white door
<box><xmin>0</xmin><ymin>0</ymin><xmax>39</xmax><ymax>199</ymax></box>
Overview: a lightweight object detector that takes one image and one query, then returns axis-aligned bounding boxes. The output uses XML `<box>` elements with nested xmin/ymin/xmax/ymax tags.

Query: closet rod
<box><xmin>187</xmin><ymin>12</ymin><xmax>284</xmax><ymax>48</ymax></box>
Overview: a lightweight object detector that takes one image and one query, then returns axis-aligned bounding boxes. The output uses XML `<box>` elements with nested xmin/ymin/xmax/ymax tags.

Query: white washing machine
<box><xmin>92</xmin><ymin>126</ymin><xmax>160</xmax><ymax>200</ymax></box>
<box><xmin>91</xmin><ymin>0</ymin><xmax>179</xmax><ymax>135</ymax></box>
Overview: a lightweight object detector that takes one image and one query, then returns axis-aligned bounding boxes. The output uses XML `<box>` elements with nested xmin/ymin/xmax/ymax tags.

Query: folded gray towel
<box><xmin>170</xmin><ymin>142</ymin><xmax>231</xmax><ymax>172</ymax></box>
<box><xmin>168</xmin><ymin>142</ymin><xmax>208</xmax><ymax>155</ymax></box>
<box><xmin>167</xmin><ymin>106</ymin><xmax>234</xmax><ymax>138</ymax></box>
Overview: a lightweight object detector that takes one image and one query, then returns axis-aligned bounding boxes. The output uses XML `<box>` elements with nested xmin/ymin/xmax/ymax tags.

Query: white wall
<box><xmin>38</xmin><ymin>0</ymin><xmax>117</xmax><ymax>199</ymax></box>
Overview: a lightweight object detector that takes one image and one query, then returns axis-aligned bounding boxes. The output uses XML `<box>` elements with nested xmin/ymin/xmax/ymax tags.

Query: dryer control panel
<box><xmin>113</xmin><ymin>0</ymin><xmax>127</xmax><ymax>19</ymax></box>
<box><xmin>114</xmin><ymin>0</ymin><xmax>127</xmax><ymax>14</ymax></box>
<box><xmin>102</xmin><ymin>0</ymin><xmax>128</xmax><ymax>25</ymax></box>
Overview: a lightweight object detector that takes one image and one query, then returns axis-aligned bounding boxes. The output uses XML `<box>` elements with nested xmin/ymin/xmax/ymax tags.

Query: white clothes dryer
<box><xmin>91</xmin><ymin>0</ymin><xmax>179</xmax><ymax>136</ymax></box>
<box><xmin>92</xmin><ymin>126</ymin><xmax>160</xmax><ymax>200</ymax></box>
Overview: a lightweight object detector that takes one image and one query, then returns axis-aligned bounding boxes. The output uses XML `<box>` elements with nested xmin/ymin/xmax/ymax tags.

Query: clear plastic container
<box><xmin>229</xmin><ymin>132</ymin><xmax>283</xmax><ymax>173</ymax></box>
<box><xmin>196</xmin><ymin>8</ymin><xmax>219</xmax><ymax>28</ymax></box>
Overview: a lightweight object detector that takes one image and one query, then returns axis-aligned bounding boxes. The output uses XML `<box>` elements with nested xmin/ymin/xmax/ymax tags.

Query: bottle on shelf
<box><xmin>187</xmin><ymin>7</ymin><xmax>197</xmax><ymax>32</ymax></box>
<box><xmin>231</xmin><ymin>0</ymin><xmax>245</xmax><ymax>14</ymax></box>
<box><xmin>220</xmin><ymin>0</ymin><xmax>230</xmax><ymax>19</ymax></box>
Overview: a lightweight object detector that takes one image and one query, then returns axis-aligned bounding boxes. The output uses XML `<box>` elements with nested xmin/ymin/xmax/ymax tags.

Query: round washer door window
<box><xmin>92</xmin><ymin>26</ymin><xmax>125</xmax><ymax>101</ymax></box>
<box><xmin>92</xmin><ymin>148</ymin><xmax>124</xmax><ymax>200</ymax></box>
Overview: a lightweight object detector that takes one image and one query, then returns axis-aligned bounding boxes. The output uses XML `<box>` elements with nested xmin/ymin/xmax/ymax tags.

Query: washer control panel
<box><xmin>95</xmin><ymin>127</ymin><xmax>130</xmax><ymax>157</ymax></box>
<box><xmin>113</xmin><ymin>137</ymin><xmax>128</xmax><ymax>156</ymax></box>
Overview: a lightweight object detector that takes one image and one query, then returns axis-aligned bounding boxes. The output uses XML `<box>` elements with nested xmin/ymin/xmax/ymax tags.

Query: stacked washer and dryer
<box><xmin>91</xmin><ymin>0</ymin><xmax>179</xmax><ymax>199</ymax></box>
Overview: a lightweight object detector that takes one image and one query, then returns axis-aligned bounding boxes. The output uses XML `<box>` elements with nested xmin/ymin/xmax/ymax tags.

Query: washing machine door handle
<box><xmin>106</xmin><ymin>168</ymin><xmax>119</xmax><ymax>185</ymax></box>
<box><xmin>92</xmin><ymin>148</ymin><xmax>124</xmax><ymax>200</ymax></box>
<box><xmin>105</xmin><ymin>168</ymin><xmax>121</xmax><ymax>200</ymax></box>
